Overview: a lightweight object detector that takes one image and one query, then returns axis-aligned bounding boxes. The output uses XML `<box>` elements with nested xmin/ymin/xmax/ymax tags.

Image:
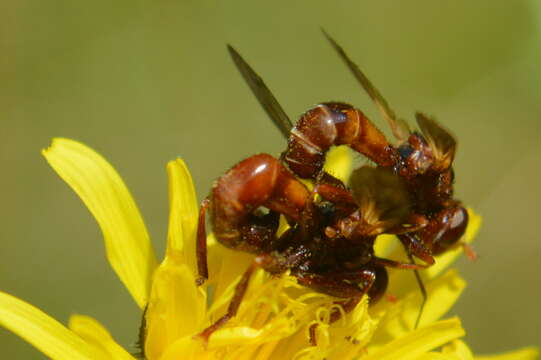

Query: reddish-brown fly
<box><xmin>193</xmin><ymin>30</ymin><xmax>470</xmax><ymax>345</ymax></box>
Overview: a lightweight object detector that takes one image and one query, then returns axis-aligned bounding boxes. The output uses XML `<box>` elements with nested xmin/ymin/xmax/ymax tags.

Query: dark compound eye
<box><xmin>432</xmin><ymin>206</ymin><xmax>469</xmax><ymax>254</ymax></box>
<box><xmin>317</xmin><ymin>201</ymin><xmax>336</xmax><ymax>219</ymax></box>
<box><xmin>398</xmin><ymin>144</ymin><xmax>414</xmax><ymax>160</ymax></box>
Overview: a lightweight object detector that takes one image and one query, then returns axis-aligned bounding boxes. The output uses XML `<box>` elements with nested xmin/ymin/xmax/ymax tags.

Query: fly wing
<box><xmin>349</xmin><ymin>165</ymin><xmax>411</xmax><ymax>229</ymax></box>
<box><xmin>227</xmin><ymin>45</ymin><xmax>293</xmax><ymax>139</ymax></box>
<box><xmin>415</xmin><ymin>112</ymin><xmax>457</xmax><ymax>171</ymax></box>
<box><xmin>322</xmin><ymin>29</ymin><xmax>411</xmax><ymax>142</ymax></box>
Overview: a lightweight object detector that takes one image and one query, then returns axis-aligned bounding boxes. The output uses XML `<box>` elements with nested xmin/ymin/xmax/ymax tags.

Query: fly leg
<box><xmin>194</xmin><ymin>246</ymin><xmax>308</xmax><ymax>345</ymax></box>
<box><xmin>373</xmin><ymin>256</ymin><xmax>429</xmax><ymax>270</ymax></box>
<box><xmin>374</xmin><ymin>255</ymin><xmax>428</xmax><ymax>330</ymax></box>
<box><xmin>196</xmin><ymin>198</ymin><xmax>210</xmax><ymax>286</ymax></box>
<box><xmin>408</xmin><ymin>253</ymin><xmax>427</xmax><ymax>329</ymax></box>
<box><xmin>194</xmin><ymin>255</ymin><xmax>266</xmax><ymax>345</ymax></box>
<box><xmin>398</xmin><ymin>233</ymin><xmax>435</xmax><ymax>266</ymax></box>
<box><xmin>293</xmin><ymin>268</ymin><xmax>381</xmax><ymax>346</ymax></box>
<box><xmin>194</xmin><ymin>258</ymin><xmax>259</xmax><ymax>345</ymax></box>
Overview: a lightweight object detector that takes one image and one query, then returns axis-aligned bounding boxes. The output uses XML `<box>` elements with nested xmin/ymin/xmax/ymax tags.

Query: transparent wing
<box><xmin>415</xmin><ymin>112</ymin><xmax>457</xmax><ymax>170</ymax></box>
<box><xmin>227</xmin><ymin>45</ymin><xmax>293</xmax><ymax>139</ymax></box>
<box><xmin>349</xmin><ymin>165</ymin><xmax>411</xmax><ymax>225</ymax></box>
<box><xmin>321</xmin><ymin>29</ymin><xmax>411</xmax><ymax>142</ymax></box>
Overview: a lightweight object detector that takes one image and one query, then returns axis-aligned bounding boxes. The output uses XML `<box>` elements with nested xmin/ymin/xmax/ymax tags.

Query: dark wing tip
<box><xmin>226</xmin><ymin>43</ymin><xmax>293</xmax><ymax>139</ymax></box>
<box><xmin>320</xmin><ymin>27</ymin><xmax>332</xmax><ymax>43</ymax></box>
<box><xmin>227</xmin><ymin>44</ymin><xmax>242</xmax><ymax>63</ymax></box>
<box><xmin>321</xmin><ymin>29</ymin><xmax>409</xmax><ymax>141</ymax></box>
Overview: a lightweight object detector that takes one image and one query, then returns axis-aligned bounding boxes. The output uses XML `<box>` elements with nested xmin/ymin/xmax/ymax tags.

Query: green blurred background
<box><xmin>1</xmin><ymin>1</ymin><xmax>540</xmax><ymax>358</ymax></box>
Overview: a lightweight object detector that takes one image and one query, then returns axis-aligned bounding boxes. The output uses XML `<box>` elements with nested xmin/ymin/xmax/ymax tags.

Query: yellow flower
<box><xmin>0</xmin><ymin>139</ymin><xmax>538</xmax><ymax>360</ymax></box>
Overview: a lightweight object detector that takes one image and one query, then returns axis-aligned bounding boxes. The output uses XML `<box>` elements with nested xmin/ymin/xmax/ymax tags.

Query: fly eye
<box><xmin>317</xmin><ymin>201</ymin><xmax>336</xmax><ymax>218</ymax></box>
<box><xmin>432</xmin><ymin>207</ymin><xmax>469</xmax><ymax>255</ymax></box>
<box><xmin>398</xmin><ymin>144</ymin><xmax>414</xmax><ymax>160</ymax></box>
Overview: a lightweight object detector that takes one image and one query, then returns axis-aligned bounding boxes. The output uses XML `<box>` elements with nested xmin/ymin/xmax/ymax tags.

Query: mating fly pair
<box><xmin>194</xmin><ymin>30</ymin><xmax>470</xmax><ymax>345</ymax></box>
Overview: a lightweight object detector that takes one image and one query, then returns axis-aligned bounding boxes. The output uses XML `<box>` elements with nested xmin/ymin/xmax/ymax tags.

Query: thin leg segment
<box><xmin>193</xmin><ymin>251</ymin><xmax>298</xmax><ymax>344</ymax></box>
<box><xmin>196</xmin><ymin>198</ymin><xmax>210</xmax><ymax>286</ymax></box>
<box><xmin>194</xmin><ymin>257</ymin><xmax>260</xmax><ymax>344</ymax></box>
<box><xmin>398</xmin><ymin>233</ymin><xmax>435</xmax><ymax>265</ymax></box>
<box><xmin>408</xmin><ymin>253</ymin><xmax>427</xmax><ymax>329</ymax></box>
<box><xmin>373</xmin><ymin>256</ymin><xmax>429</xmax><ymax>270</ymax></box>
<box><xmin>295</xmin><ymin>270</ymin><xmax>376</xmax><ymax>346</ymax></box>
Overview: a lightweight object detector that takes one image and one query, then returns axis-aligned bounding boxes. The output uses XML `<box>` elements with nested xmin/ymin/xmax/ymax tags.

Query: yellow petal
<box><xmin>290</xmin><ymin>298</ymin><xmax>378</xmax><ymax>360</ymax></box>
<box><xmin>205</xmin><ymin>235</ymin><xmax>223</xmax><ymax>287</ymax></box>
<box><xmin>210</xmin><ymin>326</ymin><xmax>265</xmax><ymax>345</ymax></box>
<box><xmin>372</xmin><ymin>269</ymin><xmax>466</xmax><ymax>342</ymax></box>
<box><xmin>209</xmin><ymin>243</ymin><xmax>254</xmax><ymax>316</ymax></box>
<box><xmin>255</xmin><ymin>340</ymin><xmax>281</xmax><ymax>360</ymax></box>
<box><xmin>417</xmin><ymin>353</ymin><xmax>461</xmax><ymax>360</ymax></box>
<box><xmin>143</xmin><ymin>260</ymin><xmax>206</xmax><ymax>360</ymax></box>
<box><xmin>475</xmin><ymin>347</ymin><xmax>540</xmax><ymax>360</ymax></box>
<box><xmin>68</xmin><ymin>315</ymin><xmax>135</xmax><ymax>360</ymax></box>
<box><xmin>43</xmin><ymin>138</ymin><xmax>157</xmax><ymax>309</ymax></box>
<box><xmin>0</xmin><ymin>291</ymin><xmax>102</xmax><ymax>360</ymax></box>
<box><xmin>165</xmin><ymin>159</ymin><xmax>199</xmax><ymax>272</ymax></box>
<box><xmin>323</xmin><ymin>145</ymin><xmax>354</xmax><ymax>184</ymax></box>
<box><xmin>441</xmin><ymin>340</ymin><xmax>474</xmax><ymax>360</ymax></box>
<box><xmin>159</xmin><ymin>336</ymin><xmax>210</xmax><ymax>360</ymax></box>
<box><xmin>364</xmin><ymin>317</ymin><xmax>465</xmax><ymax>360</ymax></box>
<box><xmin>208</xmin><ymin>289</ymin><xmax>299</xmax><ymax>345</ymax></box>
<box><xmin>374</xmin><ymin>234</ymin><xmax>400</xmax><ymax>259</ymax></box>
<box><xmin>205</xmin><ymin>321</ymin><xmax>293</xmax><ymax>354</ymax></box>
